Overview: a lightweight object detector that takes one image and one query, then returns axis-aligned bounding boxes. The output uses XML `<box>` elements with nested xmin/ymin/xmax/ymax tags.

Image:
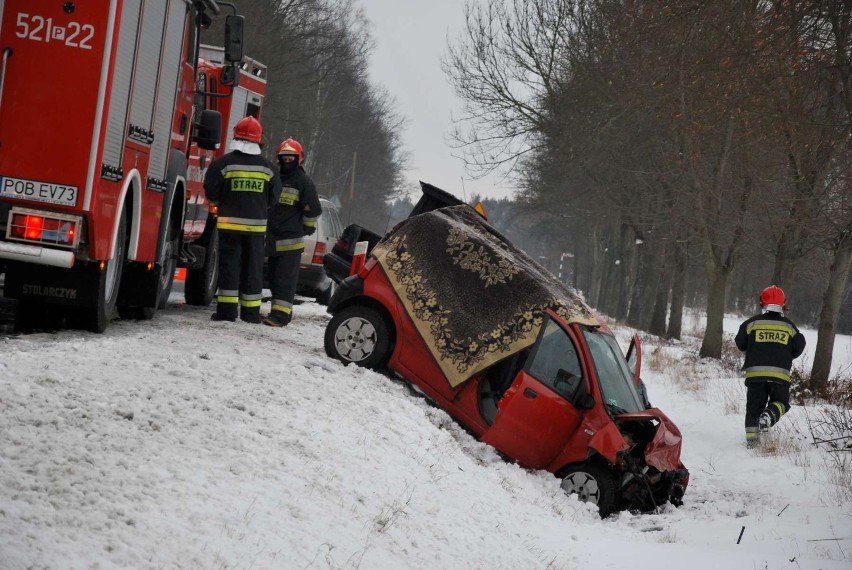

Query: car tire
<box><xmin>559</xmin><ymin>462</ymin><xmax>619</xmax><ymax>517</ymax></box>
<box><xmin>325</xmin><ymin>304</ymin><xmax>391</xmax><ymax>369</ymax></box>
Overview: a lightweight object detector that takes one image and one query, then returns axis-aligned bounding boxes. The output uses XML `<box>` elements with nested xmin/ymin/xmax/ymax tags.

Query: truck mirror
<box><xmin>195</xmin><ymin>109</ymin><xmax>222</xmax><ymax>150</ymax></box>
<box><xmin>224</xmin><ymin>15</ymin><xmax>245</xmax><ymax>62</ymax></box>
<box><xmin>220</xmin><ymin>64</ymin><xmax>239</xmax><ymax>87</ymax></box>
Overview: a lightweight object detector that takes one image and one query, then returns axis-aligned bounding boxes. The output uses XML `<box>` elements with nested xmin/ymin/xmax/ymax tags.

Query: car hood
<box><xmin>616</xmin><ymin>408</ymin><xmax>683</xmax><ymax>472</ymax></box>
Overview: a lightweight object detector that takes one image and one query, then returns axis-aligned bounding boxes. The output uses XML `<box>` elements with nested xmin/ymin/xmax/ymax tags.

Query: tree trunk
<box><xmin>587</xmin><ymin>224</ymin><xmax>606</xmax><ymax>308</ymax></box>
<box><xmin>610</xmin><ymin>224</ymin><xmax>632</xmax><ymax>320</ymax></box>
<box><xmin>700</xmin><ymin>266</ymin><xmax>731</xmax><ymax>359</ymax></box>
<box><xmin>625</xmin><ymin>232</ymin><xmax>648</xmax><ymax>328</ymax></box>
<box><xmin>598</xmin><ymin>231</ymin><xmax>619</xmax><ymax>316</ymax></box>
<box><xmin>639</xmin><ymin>242</ymin><xmax>661</xmax><ymax>329</ymax></box>
<box><xmin>667</xmin><ymin>241</ymin><xmax>686</xmax><ymax>340</ymax></box>
<box><xmin>649</xmin><ymin>244</ymin><xmax>671</xmax><ymax>337</ymax></box>
<box><xmin>810</xmin><ymin>230</ymin><xmax>852</xmax><ymax>389</ymax></box>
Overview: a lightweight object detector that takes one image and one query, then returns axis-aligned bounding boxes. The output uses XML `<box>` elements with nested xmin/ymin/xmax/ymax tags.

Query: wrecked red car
<box><xmin>324</xmin><ymin>204</ymin><xmax>688</xmax><ymax>516</ymax></box>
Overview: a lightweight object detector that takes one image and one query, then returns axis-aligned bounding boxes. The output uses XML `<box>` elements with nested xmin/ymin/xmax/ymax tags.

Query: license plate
<box><xmin>0</xmin><ymin>175</ymin><xmax>79</xmax><ymax>207</ymax></box>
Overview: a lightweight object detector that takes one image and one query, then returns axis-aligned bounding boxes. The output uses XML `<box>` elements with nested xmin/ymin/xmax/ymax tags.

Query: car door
<box><xmin>625</xmin><ymin>334</ymin><xmax>650</xmax><ymax>408</ymax></box>
<box><xmin>625</xmin><ymin>334</ymin><xmax>642</xmax><ymax>381</ymax></box>
<box><xmin>481</xmin><ymin>315</ymin><xmax>587</xmax><ymax>469</ymax></box>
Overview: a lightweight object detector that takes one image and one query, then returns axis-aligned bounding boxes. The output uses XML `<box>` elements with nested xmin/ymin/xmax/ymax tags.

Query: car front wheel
<box><xmin>559</xmin><ymin>462</ymin><xmax>619</xmax><ymax>518</ymax></box>
<box><xmin>325</xmin><ymin>305</ymin><xmax>391</xmax><ymax>369</ymax></box>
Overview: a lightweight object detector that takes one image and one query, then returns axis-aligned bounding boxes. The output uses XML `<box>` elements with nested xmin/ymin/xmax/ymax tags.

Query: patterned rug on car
<box><xmin>371</xmin><ymin>205</ymin><xmax>598</xmax><ymax>388</ymax></box>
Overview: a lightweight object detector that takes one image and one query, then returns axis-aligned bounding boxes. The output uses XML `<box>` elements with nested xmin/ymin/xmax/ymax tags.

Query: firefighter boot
<box><xmin>262</xmin><ymin>311</ymin><xmax>291</xmax><ymax>327</ymax></box>
<box><xmin>240</xmin><ymin>306</ymin><xmax>262</xmax><ymax>324</ymax></box>
<box><xmin>745</xmin><ymin>427</ymin><xmax>760</xmax><ymax>448</ymax></box>
<box><xmin>758</xmin><ymin>411</ymin><xmax>773</xmax><ymax>432</ymax></box>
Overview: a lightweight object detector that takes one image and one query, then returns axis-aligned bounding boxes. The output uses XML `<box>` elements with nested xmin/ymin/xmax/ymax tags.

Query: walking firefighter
<box><xmin>735</xmin><ymin>285</ymin><xmax>806</xmax><ymax>447</ymax></box>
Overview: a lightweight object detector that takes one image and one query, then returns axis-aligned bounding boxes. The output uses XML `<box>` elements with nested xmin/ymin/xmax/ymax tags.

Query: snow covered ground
<box><xmin>0</xmin><ymin>289</ymin><xmax>850</xmax><ymax>569</ymax></box>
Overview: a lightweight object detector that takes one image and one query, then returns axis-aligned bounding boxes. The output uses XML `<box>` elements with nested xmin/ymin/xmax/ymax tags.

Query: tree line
<box><xmin>203</xmin><ymin>0</ymin><xmax>408</xmax><ymax>232</ymax></box>
<box><xmin>444</xmin><ymin>0</ymin><xmax>852</xmax><ymax>389</ymax></box>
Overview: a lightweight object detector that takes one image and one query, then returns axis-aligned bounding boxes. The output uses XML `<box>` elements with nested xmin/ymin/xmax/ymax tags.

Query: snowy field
<box><xmin>0</xmin><ymin>289</ymin><xmax>851</xmax><ymax>569</ymax></box>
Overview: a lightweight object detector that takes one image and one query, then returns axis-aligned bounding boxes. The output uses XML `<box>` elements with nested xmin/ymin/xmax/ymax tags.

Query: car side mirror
<box><xmin>555</xmin><ymin>369</ymin><xmax>595</xmax><ymax>410</ymax></box>
<box><xmin>224</xmin><ymin>15</ymin><xmax>245</xmax><ymax>62</ymax></box>
<box><xmin>574</xmin><ymin>393</ymin><xmax>596</xmax><ymax>410</ymax></box>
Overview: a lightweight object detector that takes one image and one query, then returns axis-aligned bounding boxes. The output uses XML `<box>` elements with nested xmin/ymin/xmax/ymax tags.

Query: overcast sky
<box><xmin>358</xmin><ymin>0</ymin><xmax>518</xmax><ymax>202</ymax></box>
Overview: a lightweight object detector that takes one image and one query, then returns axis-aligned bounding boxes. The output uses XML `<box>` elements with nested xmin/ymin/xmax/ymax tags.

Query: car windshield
<box><xmin>581</xmin><ymin>328</ymin><xmax>644</xmax><ymax>415</ymax></box>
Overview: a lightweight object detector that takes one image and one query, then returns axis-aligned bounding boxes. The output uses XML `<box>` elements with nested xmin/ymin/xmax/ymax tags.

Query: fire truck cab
<box><xmin>0</xmin><ymin>0</ymin><xmax>245</xmax><ymax>332</ymax></box>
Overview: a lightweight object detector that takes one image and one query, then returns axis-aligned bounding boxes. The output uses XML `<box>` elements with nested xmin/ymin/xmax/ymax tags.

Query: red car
<box><xmin>324</xmin><ymin>204</ymin><xmax>688</xmax><ymax>516</ymax></box>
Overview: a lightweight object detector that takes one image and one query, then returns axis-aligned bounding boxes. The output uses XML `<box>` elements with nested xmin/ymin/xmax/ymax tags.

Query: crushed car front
<box><xmin>581</xmin><ymin>327</ymin><xmax>689</xmax><ymax>510</ymax></box>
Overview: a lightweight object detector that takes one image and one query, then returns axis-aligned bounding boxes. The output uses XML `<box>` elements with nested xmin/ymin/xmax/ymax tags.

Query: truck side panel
<box><xmin>0</xmin><ymin>1</ymin><xmax>111</xmax><ymax>216</ymax></box>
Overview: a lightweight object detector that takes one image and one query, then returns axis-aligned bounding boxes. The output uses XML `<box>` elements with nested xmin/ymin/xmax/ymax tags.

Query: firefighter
<box><xmin>262</xmin><ymin>138</ymin><xmax>322</xmax><ymax>327</ymax></box>
<box><xmin>204</xmin><ymin>116</ymin><xmax>281</xmax><ymax>323</ymax></box>
<box><xmin>735</xmin><ymin>285</ymin><xmax>806</xmax><ymax>447</ymax></box>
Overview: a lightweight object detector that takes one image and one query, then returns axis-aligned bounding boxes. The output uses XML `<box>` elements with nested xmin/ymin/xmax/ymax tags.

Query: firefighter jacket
<box><xmin>735</xmin><ymin>311</ymin><xmax>806</xmax><ymax>383</ymax></box>
<box><xmin>204</xmin><ymin>151</ymin><xmax>281</xmax><ymax>234</ymax></box>
<box><xmin>266</xmin><ymin>166</ymin><xmax>322</xmax><ymax>256</ymax></box>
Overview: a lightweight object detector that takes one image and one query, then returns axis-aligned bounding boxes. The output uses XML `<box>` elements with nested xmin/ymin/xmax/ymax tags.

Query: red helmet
<box><xmin>760</xmin><ymin>285</ymin><xmax>786</xmax><ymax>308</ymax></box>
<box><xmin>276</xmin><ymin>138</ymin><xmax>304</xmax><ymax>165</ymax></box>
<box><xmin>233</xmin><ymin>116</ymin><xmax>263</xmax><ymax>143</ymax></box>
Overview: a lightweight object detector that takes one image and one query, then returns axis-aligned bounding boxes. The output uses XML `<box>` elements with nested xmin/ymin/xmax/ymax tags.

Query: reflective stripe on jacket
<box><xmin>266</xmin><ymin>166</ymin><xmax>322</xmax><ymax>255</ymax></box>
<box><xmin>204</xmin><ymin>151</ymin><xmax>281</xmax><ymax>234</ymax></box>
<box><xmin>735</xmin><ymin>313</ymin><xmax>806</xmax><ymax>383</ymax></box>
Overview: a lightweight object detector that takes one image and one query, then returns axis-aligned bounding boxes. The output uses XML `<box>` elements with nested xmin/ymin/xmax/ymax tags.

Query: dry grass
<box><xmin>718</xmin><ymin>337</ymin><xmax>743</xmax><ymax>374</ymax></box>
<box><xmin>752</xmin><ymin>430</ymin><xmax>805</xmax><ymax>458</ymax></box>
<box><xmin>719</xmin><ymin>382</ymin><xmax>744</xmax><ymax>416</ymax></box>
<box><xmin>645</xmin><ymin>343</ymin><xmax>708</xmax><ymax>399</ymax></box>
<box><xmin>799</xmin><ymin>406</ymin><xmax>852</xmax><ymax>506</ymax></box>
<box><xmin>792</xmin><ymin>370</ymin><xmax>852</xmax><ymax>410</ymax></box>
<box><xmin>824</xmin><ymin>451</ymin><xmax>852</xmax><ymax>507</ymax></box>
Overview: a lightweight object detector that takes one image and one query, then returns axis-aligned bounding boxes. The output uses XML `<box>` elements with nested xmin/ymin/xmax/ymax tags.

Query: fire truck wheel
<box><xmin>324</xmin><ymin>305</ymin><xmax>392</xmax><ymax>369</ymax></box>
<box><xmin>185</xmin><ymin>224</ymin><xmax>219</xmax><ymax>306</ymax></box>
<box><xmin>80</xmin><ymin>212</ymin><xmax>127</xmax><ymax>333</ymax></box>
<box><xmin>559</xmin><ymin>461</ymin><xmax>619</xmax><ymax>518</ymax></box>
<box><xmin>156</xmin><ymin>228</ymin><xmax>179</xmax><ymax>310</ymax></box>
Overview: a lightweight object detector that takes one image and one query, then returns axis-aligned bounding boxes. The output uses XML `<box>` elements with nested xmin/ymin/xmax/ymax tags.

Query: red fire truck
<box><xmin>0</xmin><ymin>0</ymin><xmax>246</xmax><ymax>332</ymax></box>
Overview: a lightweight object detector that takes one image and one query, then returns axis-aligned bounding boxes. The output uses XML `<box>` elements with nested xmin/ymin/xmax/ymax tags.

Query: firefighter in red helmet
<box><xmin>735</xmin><ymin>285</ymin><xmax>806</xmax><ymax>447</ymax></box>
<box><xmin>204</xmin><ymin>116</ymin><xmax>281</xmax><ymax>323</ymax></box>
<box><xmin>262</xmin><ymin>137</ymin><xmax>322</xmax><ymax>327</ymax></box>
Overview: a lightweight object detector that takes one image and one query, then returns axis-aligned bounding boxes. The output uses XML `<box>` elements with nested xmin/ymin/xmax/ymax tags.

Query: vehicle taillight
<box><xmin>312</xmin><ymin>241</ymin><xmax>327</xmax><ymax>265</ymax></box>
<box><xmin>7</xmin><ymin>208</ymin><xmax>81</xmax><ymax>248</ymax></box>
<box><xmin>334</xmin><ymin>238</ymin><xmax>349</xmax><ymax>253</ymax></box>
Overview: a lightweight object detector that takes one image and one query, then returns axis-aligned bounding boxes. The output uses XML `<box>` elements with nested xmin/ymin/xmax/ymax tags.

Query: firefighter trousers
<box><xmin>267</xmin><ymin>251</ymin><xmax>301</xmax><ymax>323</ymax></box>
<box><xmin>215</xmin><ymin>232</ymin><xmax>265</xmax><ymax>323</ymax></box>
<box><xmin>745</xmin><ymin>380</ymin><xmax>790</xmax><ymax>430</ymax></box>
